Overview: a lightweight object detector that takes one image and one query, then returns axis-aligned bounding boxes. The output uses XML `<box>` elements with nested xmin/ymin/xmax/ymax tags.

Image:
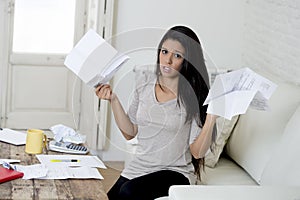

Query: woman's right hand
<box><xmin>95</xmin><ymin>84</ymin><xmax>115</xmax><ymax>101</ymax></box>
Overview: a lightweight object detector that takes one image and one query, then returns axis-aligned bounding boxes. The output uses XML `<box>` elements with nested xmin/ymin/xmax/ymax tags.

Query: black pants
<box><xmin>107</xmin><ymin>170</ymin><xmax>190</xmax><ymax>200</ymax></box>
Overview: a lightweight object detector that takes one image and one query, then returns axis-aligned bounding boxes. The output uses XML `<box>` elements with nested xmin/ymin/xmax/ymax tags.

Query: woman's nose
<box><xmin>166</xmin><ymin>53</ymin><xmax>172</xmax><ymax>64</ymax></box>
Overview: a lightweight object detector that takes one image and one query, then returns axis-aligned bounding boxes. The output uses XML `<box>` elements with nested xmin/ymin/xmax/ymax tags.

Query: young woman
<box><xmin>95</xmin><ymin>25</ymin><xmax>217</xmax><ymax>200</ymax></box>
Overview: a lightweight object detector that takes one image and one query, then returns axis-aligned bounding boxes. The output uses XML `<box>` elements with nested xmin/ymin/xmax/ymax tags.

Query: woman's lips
<box><xmin>162</xmin><ymin>66</ymin><xmax>172</xmax><ymax>73</ymax></box>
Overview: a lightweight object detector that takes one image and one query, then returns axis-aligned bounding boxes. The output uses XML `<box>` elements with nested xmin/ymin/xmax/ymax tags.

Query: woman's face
<box><xmin>159</xmin><ymin>39</ymin><xmax>185</xmax><ymax>78</ymax></box>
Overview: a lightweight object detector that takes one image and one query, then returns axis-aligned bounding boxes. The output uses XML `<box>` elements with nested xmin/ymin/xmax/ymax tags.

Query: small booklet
<box><xmin>64</xmin><ymin>29</ymin><xmax>130</xmax><ymax>87</ymax></box>
<box><xmin>0</xmin><ymin>166</ymin><xmax>24</xmax><ymax>183</ymax></box>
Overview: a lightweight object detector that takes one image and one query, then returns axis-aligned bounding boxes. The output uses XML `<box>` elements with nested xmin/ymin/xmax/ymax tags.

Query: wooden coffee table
<box><xmin>0</xmin><ymin>141</ymin><xmax>108</xmax><ymax>199</ymax></box>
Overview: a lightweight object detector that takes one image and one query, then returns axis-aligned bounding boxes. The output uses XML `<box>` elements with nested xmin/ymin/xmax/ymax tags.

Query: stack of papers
<box><xmin>204</xmin><ymin>68</ymin><xmax>277</xmax><ymax>120</ymax></box>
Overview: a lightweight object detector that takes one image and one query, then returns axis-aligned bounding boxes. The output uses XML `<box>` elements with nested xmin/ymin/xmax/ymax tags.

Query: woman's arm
<box><xmin>190</xmin><ymin>114</ymin><xmax>217</xmax><ymax>159</ymax></box>
<box><xmin>95</xmin><ymin>84</ymin><xmax>137</xmax><ymax>140</ymax></box>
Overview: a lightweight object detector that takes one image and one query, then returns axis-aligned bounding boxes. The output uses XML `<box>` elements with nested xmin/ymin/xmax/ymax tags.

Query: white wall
<box><xmin>101</xmin><ymin>0</ymin><xmax>244</xmax><ymax>161</ymax></box>
<box><xmin>242</xmin><ymin>0</ymin><xmax>300</xmax><ymax>85</ymax></box>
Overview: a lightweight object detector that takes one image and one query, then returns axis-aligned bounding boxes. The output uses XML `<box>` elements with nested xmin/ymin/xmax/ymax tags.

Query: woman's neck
<box><xmin>157</xmin><ymin>75</ymin><xmax>179</xmax><ymax>96</ymax></box>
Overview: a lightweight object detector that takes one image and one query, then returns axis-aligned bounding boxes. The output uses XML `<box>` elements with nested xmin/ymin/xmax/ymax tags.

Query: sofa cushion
<box><xmin>205</xmin><ymin>115</ymin><xmax>239</xmax><ymax>168</ymax></box>
<box><xmin>200</xmin><ymin>157</ymin><xmax>257</xmax><ymax>185</ymax></box>
<box><xmin>260</xmin><ymin>105</ymin><xmax>300</xmax><ymax>186</ymax></box>
<box><xmin>225</xmin><ymin>70</ymin><xmax>300</xmax><ymax>184</ymax></box>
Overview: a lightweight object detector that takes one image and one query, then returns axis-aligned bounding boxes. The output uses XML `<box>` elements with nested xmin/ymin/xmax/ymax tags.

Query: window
<box><xmin>12</xmin><ymin>0</ymin><xmax>76</xmax><ymax>54</ymax></box>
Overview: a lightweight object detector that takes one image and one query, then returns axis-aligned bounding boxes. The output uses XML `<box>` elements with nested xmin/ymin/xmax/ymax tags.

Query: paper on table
<box><xmin>0</xmin><ymin>159</ymin><xmax>21</xmax><ymax>164</ymax></box>
<box><xmin>36</xmin><ymin>154</ymin><xmax>107</xmax><ymax>169</ymax></box>
<box><xmin>39</xmin><ymin>166</ymin><xmax>103</xmax><ymax>180</ymax></box>
<box><xmin>15</xmin><ymin>164</ymin><xmax>103</xmax><ymax>180</ymax></box>
<box><xmin>64</xmin><ymin>29</ymin><xmax>129</xmax><ymax>87</ymax></box>
<box><xmin>50</xmin><ymin>124</ymin><xmax>86</xmax><ymax>144</ymax></box>
<box><xmin>15</xmin><ymin>164</ymin><xmax>48</xmax><ymax>179</ymax></box>
<box><xmin>0</xmin><ymin>128</ymin><xmax>27</xmax><ymax>145</ymax></box>
<box><xmin>204</xmin><ymin>68</ymin><xmax>277</xmax><ymax>120</ymax></box>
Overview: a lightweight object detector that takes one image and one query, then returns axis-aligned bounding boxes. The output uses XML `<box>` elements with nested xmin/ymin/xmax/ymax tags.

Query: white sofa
<box><xmin>159</xmin><ymin>70</ymin><xmax>300</xmax><ymax>199</ymax></box>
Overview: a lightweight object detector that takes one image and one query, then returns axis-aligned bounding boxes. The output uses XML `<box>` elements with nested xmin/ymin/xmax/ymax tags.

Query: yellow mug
<box><xmin>25</xmin><ymin>129</ymin><xmax>47</xmax><ymax>154</ymax></box>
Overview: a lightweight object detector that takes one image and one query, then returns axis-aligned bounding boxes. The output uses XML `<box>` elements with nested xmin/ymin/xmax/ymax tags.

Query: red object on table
<box><xmin>0</xmin><ymin>166</ymin><xmax>24</xmax><ymax>183</ymax></box>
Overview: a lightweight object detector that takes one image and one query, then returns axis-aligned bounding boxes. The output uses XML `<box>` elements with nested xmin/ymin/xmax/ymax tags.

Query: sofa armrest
<box><xmin>168</xmin><ymin>185</ymin><xmax>300</xmax><ymax>200</ymax></box>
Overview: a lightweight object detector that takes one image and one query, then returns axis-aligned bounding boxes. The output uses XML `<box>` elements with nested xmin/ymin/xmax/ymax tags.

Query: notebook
<box><xmin>0</xmin><ymin>166</ymin><xmax>24</xmax><ymax>183</ymax></box>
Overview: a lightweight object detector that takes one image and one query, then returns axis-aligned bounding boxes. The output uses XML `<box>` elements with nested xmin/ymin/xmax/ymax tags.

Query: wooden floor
<box><xmin>100</xmin><ymin>161</ymin><xmax>124</xmax><ymax>193</ymax></box>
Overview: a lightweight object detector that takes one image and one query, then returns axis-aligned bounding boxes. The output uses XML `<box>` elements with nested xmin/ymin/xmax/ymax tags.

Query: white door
<box><xmin>2</xmin><ymin>0</ymin><xmax>86</xmax><ymax>129</ymax></box>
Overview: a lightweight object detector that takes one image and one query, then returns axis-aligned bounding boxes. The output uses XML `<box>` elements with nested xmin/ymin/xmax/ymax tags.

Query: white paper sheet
<box><xmin>36</xmin><ymin>154</ymin><xmax>107</xmax><ymax>169</ymax></box>
<box><xmin>0</xmin><ymin>159</ymin><xmax>20</xmax><ymax>164</ymax></box>
<box><xmin>64</xmin><ymin>29</ymin><xmax>129</xmax><ymax>87</ymax></box>
<box><xmin>204</xmin><ymin>68</ymin><xmax>277</xmax><ymax>120</ymax></box>
<box><xmin>15</xmin><ymin>164</ymin><xmax>48</xmax><ymax>179</ymax></box>
<box><xmin>50</xmin><ymin>124</ymin><xmax>86</xmax><ymax>144</ymax></box>
<box><xmin>39</xmin><ymin>166</ymin><xmax>103</xmax><ymax>180</ymax></box>
<box><xmin>0</xmin><ymin>128</ymin><xmax>27</xmax><ymax>145</ymax></box>
<box><xmin>15</xmin><ymin>164</ymin><xmax>103</xmax><ymax>180</ymax></box>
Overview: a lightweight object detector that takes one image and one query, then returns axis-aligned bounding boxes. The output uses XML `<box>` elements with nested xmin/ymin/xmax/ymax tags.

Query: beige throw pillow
<box><xmin>205</xmin><ymin>115</ymin><xmax>239</xmax><ymax>168</ymax></box>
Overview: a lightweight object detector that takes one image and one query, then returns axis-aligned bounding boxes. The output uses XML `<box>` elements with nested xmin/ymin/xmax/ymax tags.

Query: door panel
<box><xmin>11</xmin><ymin>65</ymin><xmax>69</xmax><ymax>110</ymax></box>
<box><xmin>6</xmin><ymin>64</ymin><xmax>81</xmax><ymax>129</ymax></box>
<box><xmin>3</xmin><ymin>0</ymin><xmax>85</xmax><ymax>129</ymax></box>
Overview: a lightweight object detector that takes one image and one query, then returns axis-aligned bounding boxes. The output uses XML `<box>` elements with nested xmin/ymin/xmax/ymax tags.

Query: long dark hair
<box><xmin>156</xmin><ymin>25</ymin><xmax>214</xmax><ymax>180</ymax></box>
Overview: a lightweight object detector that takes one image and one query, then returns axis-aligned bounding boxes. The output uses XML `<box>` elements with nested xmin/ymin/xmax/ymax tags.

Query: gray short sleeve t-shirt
<box><xmin>122</xmin><ymin>72</ymin><xmax>202</xmax><ymax>182</ymax></box>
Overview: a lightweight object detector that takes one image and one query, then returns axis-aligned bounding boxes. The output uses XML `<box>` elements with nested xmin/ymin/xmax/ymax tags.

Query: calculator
<box><xmin>49</xmin><ymin>140</ymin><xmax>89</xmax><ymax>154</ymax></box>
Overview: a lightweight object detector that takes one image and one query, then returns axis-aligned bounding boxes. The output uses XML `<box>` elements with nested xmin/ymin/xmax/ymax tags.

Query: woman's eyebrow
<box><xmin>175</xmin><ymin>50</ymin><xmax>184</xmax><ymax>54</ymax></box>
<box><xmin>161</xmin><ymin>46</ymin><xmax>184</xmax><ymax>55</ymax></box>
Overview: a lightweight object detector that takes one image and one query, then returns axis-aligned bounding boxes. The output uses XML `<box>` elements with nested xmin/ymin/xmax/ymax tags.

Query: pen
<box><xmin>2</xmin><ymin>162</ymin><xmax>16</xmax><ymax>170</ymax></box>
<box><xmin>50</xmin><ymin>159</ymin><xmax>80</xmax><ymax>162</ymax></box>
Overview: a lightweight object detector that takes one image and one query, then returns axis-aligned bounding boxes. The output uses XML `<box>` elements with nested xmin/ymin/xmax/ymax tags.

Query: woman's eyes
<box><xmin>161</xmin><ymin>49</ymin><xmax>183</xmax><ymax>59</ymax></box>
<box><xmin>161</xmin><ymin>49</ymin><xmax>168</xmax><ymax>54</ymax></box>
<box><xmin>174</xmin><ymin>53</ymin><xmax>182</xmax><ymax>59</ymax></box>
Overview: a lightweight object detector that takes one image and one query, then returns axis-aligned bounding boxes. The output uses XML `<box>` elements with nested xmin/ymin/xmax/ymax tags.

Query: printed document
<box><xmin>204</xmin><ymin>68</ymin><xmax>277</xmax><ymax>120</ymax></box>
<box><xmin>64</xmin><ymin>29</ymin><xmax>130</xmax><ymax>87</ymax></box>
